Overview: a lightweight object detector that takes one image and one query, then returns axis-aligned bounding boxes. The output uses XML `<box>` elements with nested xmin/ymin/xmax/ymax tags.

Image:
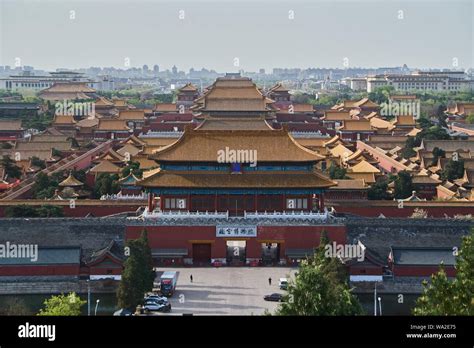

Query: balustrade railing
<box><xmin>140</xmin><ymin>208</ymin><xmax>330</xmax><ymax>220</ymax></box>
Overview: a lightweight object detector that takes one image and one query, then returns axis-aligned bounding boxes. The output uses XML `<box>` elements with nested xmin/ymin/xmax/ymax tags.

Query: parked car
<box><xmin>211</xmin><ymin>260</ymin><xmax>223</xmax><ymax>267</ymax></box>
<box><xmin>143</xmin><ymin>300</ymin><xmax>172</xmax><ymax>313</ymax></box>
<box><xmin>145</xmin><ymin>295</ymin><xmax>168</xmax><ymax>303</ymax></box>
<box><xmin>279</xmin><ymin>278</ymin><xmax>288</xmax><ymax>290</ymax></box>
<box><xmin>264</xmin><ymin>293</ymin><xmax>283</xmax><ymax>302</ymax></box>
<box><xmin>249</xmin><ymin>260</ymin><xmax>259</xmax><ymax>267</ymax></box>
<box><xmin>113</xmin><ymin>308</ymin><xmax>133</xmax><ymax>316</ymax></box>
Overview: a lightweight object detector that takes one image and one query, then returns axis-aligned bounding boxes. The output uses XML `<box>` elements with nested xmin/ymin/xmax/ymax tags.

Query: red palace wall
<box><xmin>89</xmin><ymin>267</ymin><xmax>122</xmax><ymax>275</ymax></box>
<box><xmin>126</xmin><ymin>224</ymin><xmax>346</xmax><ymax>260</ymax></box>
<box><xmin>0</xmin><ymin>201</ymin><xmax>144</xmax><ymax>218</ymax></box>
<box><xmin>0</xmin><ymin>265</ymin><xmax>80</xmax><ymax>276</ymax></box>
<box><xmin>1</xmin><ymin>200</ymin><xmax>473</xmax><ymax>219</ymax></box>
<box><xmin>349</xmin><ymin>265</ymin><xmax>383</xmax><ymax>276</ymax></box>
<box><xmin>329</xmin><ymin>201</ymin><xmax>474</xmax><ymax>218</ymax></box>
<box><xmin>392</xmin><ymin>265</ymin><xmax>456</xmax><ymax>278</ymax></box>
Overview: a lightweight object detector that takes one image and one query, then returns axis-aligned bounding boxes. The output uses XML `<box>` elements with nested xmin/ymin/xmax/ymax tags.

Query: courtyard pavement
<box><xmin>153</xmin><ymin>267</ymin><xmax>298</xmax><ymax>315</ymax></box>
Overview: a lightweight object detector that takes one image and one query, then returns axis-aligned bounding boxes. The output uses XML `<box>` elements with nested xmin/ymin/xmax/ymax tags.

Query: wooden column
<box><xmin>147</xmin><ymin>192</ymin><xmax>154</xmax><ymax>212</ymax></box>
<box><xmin>319</xmin><ymin>192</ymin><xmax>325</xmax><ymax>211</ymax></box>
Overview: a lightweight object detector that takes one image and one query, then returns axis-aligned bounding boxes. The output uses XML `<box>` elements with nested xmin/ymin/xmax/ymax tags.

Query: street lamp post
<box><xmin>374</xmin><ymin>282</ymin><xmax>377</xmax><ymax>316</ymax></box>
<box><xmin>87</xmin><ymin>280</ymin><xmax>91</xmax><ymax>317</ymax></box>
<box><xmin>378</xmin><ymin>297</ymin><xmax>382</xmax><ymax>316</ymax></box>
<box><xmin>95</xmin><ymin>299</ymin><xmax>100</xmax><ymax>316</ymax></box>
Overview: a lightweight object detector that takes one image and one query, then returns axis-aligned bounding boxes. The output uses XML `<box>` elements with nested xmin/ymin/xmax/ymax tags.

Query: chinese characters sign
<box><xmin>216</xmin><ymin>226</ymin><xmax>257</xmax><ymax>237</ymax></box>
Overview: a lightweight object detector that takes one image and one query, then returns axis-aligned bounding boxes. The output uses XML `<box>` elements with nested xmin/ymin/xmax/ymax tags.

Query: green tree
<box><xmin>274</xmin><ymin>233</ymin><xmax>363</xmax><ymax>316</ymax></box>
<box><xmin>368</xmin><ymin>86</ymin><xmax>395</xmax><ymax>105</ymax></box>
<box><xmin>93</xmin><ymin>173</ymin><xmax>120</xmax><ymax>198</ymax></box>
<box><xmin>401</xmin><ymin>137</ymin><xmax>417</xmax><ymax>159</ymax></box>
<box><xmin>38</xmin><ymin>293</ymin><xmax>86</xmax><ymax>316</ymax></box>
<box><xmin>1</xmin><ymin>155</ymin><xmax>22</xmax><ymax>179</ymax></box>
<box><xmin>52</xmin><ymin>148</ymin><xmax>63</xmax><ymax>158</ymax></box>
<box><xmin>466</xmin><ymin>114</ymin><xmax>474</xmax><ymax>124</ymax></box>
<box><xmin>32</xmin><ymin>172</ymin><xmax>60</xmax><ymax>199</ymax></box>
<box><xmin>36</xmin><ymin>205</ymin><xmax>64</xmax><ymax>217</ymax></box>
<box><xmin>418</xmin><ymin>116</ymin><xmax>432</xmax><ymax>130</ymax></box>
<box><xmin>1</xmin><ymin>142</ymin><xmax>13</xmax><ymax>149</ymax></box>
<box><xmin>0</xmin><ymin>298</ymin><xmax>30</xmax><ymax>315</ymax></box>
<box><xmin>394</xmin><ymin>171</ymin><xmax>413</xmax><ymax>199</ymax></box>
<box><xmin>413</xmin><ymin>229</ymin><xmax>474</xmax><ymax>315</ymax></box>
<box><xmin>5</xmin><ymin>205</ymin><xmax>39</xmax><ymax>217</ymax></box>
<box><xmin>416</xmin><ymin>126</ymin><xmax>450</xmax><ymax>144</ymax></box>
<box><xmin>430</xmin><ymin>147</ymin><xmax>446</xmax><ymax>167</ymax></box>
<box><xmin>328</xmin><ymin>163</ymin><xmax>347</xmax><ymax>179</ymax></box>
<box><xmin>117</xmin><ymin>230</ymin><xmax>155</xmax><ymax>310</ymax></box>
<box><xmin>31</xmin><ymin>156</ymin><xmax>46</xmax><ymax>170</ymax></box>
<box><xmin>121</xmin><ymin>161</ymin><xmax>143</xmax><ymax>178</ymax></box>
<box><xmin>5</xmin><ymin>204</ymin><xmax>64</xmax><ymax>217</ymax></box>
<box><xmin>368</xmin><ymin>179</ymin><xmax>390</xmax><ymax>200</ymax></box>
<box><xmin>441</xmin><ymin>159</ymin><xmax>465</xmax><ymax>181</ymax></box>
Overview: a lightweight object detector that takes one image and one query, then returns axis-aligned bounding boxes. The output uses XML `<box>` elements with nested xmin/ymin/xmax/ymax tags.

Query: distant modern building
<box><xmin>0</xmin><ymin>71</ymin><xmax>114</xmax><ymax>91</ymax></box>
<box><xmin>346</xmin><ymin>77</ymin><xmax>368</xmax><ymax>91</ymax></box>
<box><xmin>367</xmin><ymin>71</ymin><xmax>473</xmax><ymax>92</ymax></box>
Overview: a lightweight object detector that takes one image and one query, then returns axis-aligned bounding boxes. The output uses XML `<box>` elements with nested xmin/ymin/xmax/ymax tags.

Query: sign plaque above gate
<box><xmin>216</xmin><ymin>226</ymin><xmax>257</xmax><ymax>237</ymax></box>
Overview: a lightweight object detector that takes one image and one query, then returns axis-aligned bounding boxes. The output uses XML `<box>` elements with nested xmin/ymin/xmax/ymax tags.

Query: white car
<box><xmin>143</xmin><ymin>301</ymin><xmax>171</xmax><ymax>313</ymax></box>
<box><xmin>145</xmin><ymin>295</ymin><xmax>168</xmax><ymax>303</ymax></box>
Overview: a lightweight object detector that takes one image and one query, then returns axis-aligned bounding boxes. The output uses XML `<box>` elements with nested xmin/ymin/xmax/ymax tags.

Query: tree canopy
<box><xmin>441</xmin><ymin>159</ymin><xmax>465</xmax><ymax>181</ymax></box>
<box><xmin>368</xmin><ymin>179</ymin><xmax>390</xmax><ymax>200</ymax></box>
<box><xmin>274</xmin><ymin>233</ymin><xmax>363</xmax><ymax>316</ymax></box>
<box><xmin>37</xmin><ymin>293</ymin><xmax>86</xmax><ymax>316</ymax></box>
<box><xmin>413</xmin><ymin>229</ymin><xmax>474</xmax><ymax>315</ymax></box>
<box><xmin>1</xmin><ymin>155</ymin><xmax>22</xmax><ymax>179</ymax></box>
<box><xmin>117</xmin><ymin>230</ymin><xmax>155</xmax><ymax>311</ymax></box>
<box><xmin>394</xmin><ymin>171</ymin><xmax>413</xmax><ymax>199</ymax></box>
<box><xmin>93</xmin><ymin>173</ymin><xmax>120</xmax><ymax>198</ymax></box>
<box><xmin>328</xmin><ymin>163</ymin><xmax>348</xmax><ymax>180</ymax></box>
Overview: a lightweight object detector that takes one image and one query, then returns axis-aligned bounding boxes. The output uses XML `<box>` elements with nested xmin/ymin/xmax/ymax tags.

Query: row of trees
<box><xmin>5</xmin><ymin>204</ymin><xmax>64</xmax><ymax>218</ymax></box>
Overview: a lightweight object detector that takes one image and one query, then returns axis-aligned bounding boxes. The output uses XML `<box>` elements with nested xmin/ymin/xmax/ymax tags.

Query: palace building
<box><xmin>126</xmin><ymin>74</ymin><xmax>346</xmax><ymax>266</ymax></box>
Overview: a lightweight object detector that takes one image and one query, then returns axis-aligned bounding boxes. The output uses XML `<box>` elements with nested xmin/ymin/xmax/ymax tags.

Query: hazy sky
<box><xmin>0</xmin><ymin>0</ymin><xmax>473</xmax><ymax>72</ymax></box>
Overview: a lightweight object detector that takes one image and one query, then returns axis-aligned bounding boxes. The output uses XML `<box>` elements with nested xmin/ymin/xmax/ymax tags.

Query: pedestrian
<box><xmin>268</xmin><ymin>277</ymin><xmax>272</xmax><ymax>286</ymax></box>
<box><xmin>190</xmin><ymin>274</ymin><xmax>193</xmax><ymax>283</ymax></box>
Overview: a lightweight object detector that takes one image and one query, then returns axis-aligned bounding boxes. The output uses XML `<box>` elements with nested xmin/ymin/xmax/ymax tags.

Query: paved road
<box><xmin>153</xmin><ymin>267</ymin><xmax>297</xmax><ymax>315</ymax></box>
